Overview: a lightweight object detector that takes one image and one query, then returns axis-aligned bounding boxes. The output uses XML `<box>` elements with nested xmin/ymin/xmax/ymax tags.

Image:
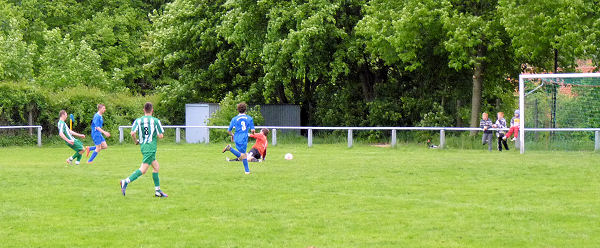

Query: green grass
<box><xmin>1</xmin><ymin>143</ymin><xmax>599</xmax><ymax>247</ymax></box>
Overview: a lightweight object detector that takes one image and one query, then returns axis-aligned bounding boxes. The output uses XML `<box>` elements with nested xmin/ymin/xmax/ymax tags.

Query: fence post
<box><xmin>272</xmin><ymin>129</ymin><xmax>277</xmax><ymax>146</ymax></box>
<box><xmin>119</xmin><ymin>127</ymin><xmax>124</xmax><ymax>144</ymax></box>
<box><xmin>391</xmin><ymin>129</ymin><xmax>397</xmax><ymax>148</ymax></box>
<box><xmin>348</xmin><ymin>129</ymin><xmax>353</xmax><ymax>148</ymax></box>
<box><xmin>308</xmin><ymin>129</ymin><xmax>313</xmax><ymax>148</ymax></box>
<box><xmin>205</xmin><ymin>127</ymin><xmax>210</xmax><ymax>144</ymax></box>
<box><xmin>594</xmin><ymin>131</ymin><xmax>600</xmax><ymax>151</ymax></box>
<box><xmin>176</xmin><ymin>127</ymin><xmax>181</xmax><ymax>144</ymax></box>
<box><xmin>439</xmin><ymin>129</ymin><xmax>445</xmax><ymax>149</ymax></box>
<box><xmin>37</xmin><ymin>127</ymin><xmax>42</xmax><ymax>147</ymax></box>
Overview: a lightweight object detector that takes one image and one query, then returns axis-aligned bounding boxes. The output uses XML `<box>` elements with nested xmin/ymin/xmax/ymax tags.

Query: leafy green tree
<box><xmin>0</xmin><ymin>1</ymin><xmax>36</xmax><ymax>81</ymax></box>
<box><xmin>498</xmin><ymin>0</ymin><xmax>596</xmax><ymax>71</ymax></box>
<box><xmin>37</xmin><ymin>29</ymin><xmax>116</xmax><ymax>90</ymax></box>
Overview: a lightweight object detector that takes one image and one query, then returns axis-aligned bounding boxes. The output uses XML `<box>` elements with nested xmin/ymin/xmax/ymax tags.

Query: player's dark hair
<box><xmin>59</xmin><ymin>110</ymin><xmax>67</xmax><ymax>118</ymax></box>
<box><xmin>97</xmin><ymin>104</ymin><xmax>105</xmax><ymax>110</ymax></box>
<box><xmin>261</xmin><ymin>128</ymin><xmax>269</xmax><ymax>136</ymax></box>
<box><xmin>237</xmin><ymin>102</ymin><xmax>247</xmax><ymax>113</ymax></box>
<box><xmin>144</xmin><ymin>102</ymin><xmax>153</xmax><ymax>113</ymax></box>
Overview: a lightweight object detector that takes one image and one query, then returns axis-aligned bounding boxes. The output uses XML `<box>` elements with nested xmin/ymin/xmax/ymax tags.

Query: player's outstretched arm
<box><xmin>96</xmin><ymin>127</ymin><xmax>111</xmax><ymax>137</ymax></box>
<box><xmin>69</xmin><ymin>130</ymin><xmax>85</xmax><ymax>139</ymax></box>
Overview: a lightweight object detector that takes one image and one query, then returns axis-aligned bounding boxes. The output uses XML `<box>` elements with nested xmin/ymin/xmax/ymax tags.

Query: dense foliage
<box><xmin>1</xmin><ymin>0</ymin><xmax>599</xmax><ymax>134</ymax></box>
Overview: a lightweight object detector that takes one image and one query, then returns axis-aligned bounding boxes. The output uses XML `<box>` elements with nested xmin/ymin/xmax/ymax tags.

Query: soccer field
<box><xmin>1</xmin><ymin>143</ymin><xmax>599</xmax><ymax>247</ymax></box>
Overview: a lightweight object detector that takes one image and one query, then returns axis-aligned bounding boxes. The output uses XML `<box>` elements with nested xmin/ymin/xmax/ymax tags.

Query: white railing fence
<box><xmin>0</xmin><ymin>126</ymin><xmax>43</xmax><ymax>147</ymax></box>
<box><xmin>118</xmin><ymin>125</ymin><xmax>600</xmax><ymax>152</ymax></box>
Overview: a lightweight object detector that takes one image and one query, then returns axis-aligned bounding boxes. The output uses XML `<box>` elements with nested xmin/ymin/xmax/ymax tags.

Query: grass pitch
<box><xmin>1</xmin><ymin>143</ymin><xmax>599</xmax><ymax>247</ymax></box>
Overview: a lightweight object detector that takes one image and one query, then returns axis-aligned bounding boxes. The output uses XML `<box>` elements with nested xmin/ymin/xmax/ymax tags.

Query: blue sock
<box><xmin>242</xmin><ymin>158</ymin><xmax>249</xmax><ymax>173</ymax></box>
<box><xmin>88</xmin><ymin>151</ymin><xmax>98</xmax><ymax>162</ymax></box>
<box><xmin>89</xmin><ymin>146</ymin><xmax>96</xmax><ymax>151</ymax></box>
<box><xmin>229</xmin><ymin>147</ymin><xmax>241</xmax><ymax>158</ymax></box>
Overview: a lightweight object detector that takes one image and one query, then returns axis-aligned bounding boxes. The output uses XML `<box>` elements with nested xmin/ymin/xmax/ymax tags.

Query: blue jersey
<box><xmin>91</xmin><ymin>112</ymin><xmax>104</xmax><ymax>137</ymax></box>
<box><xmin>228</xmin><ymin>114</ymin><xmax>254</xmax><ymax>144</ymax></box>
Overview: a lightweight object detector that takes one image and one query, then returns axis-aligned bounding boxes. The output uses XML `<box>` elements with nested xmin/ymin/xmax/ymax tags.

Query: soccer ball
<box><xmin>284</xmin><ymin>153</ymin><xmax>293</xmax><ymax>160</ymax></box>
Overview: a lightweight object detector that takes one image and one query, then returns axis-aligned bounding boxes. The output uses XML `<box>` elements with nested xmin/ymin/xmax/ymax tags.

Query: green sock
<box><xmin>152</xmin><ymin>172</ymin><xmax>160</xmax><ymax>187</ymax></box>
<box><xmin>128</xmin><ymin>169</ymin><xmax>143</xmax><ymax>182</ymax></box>
<box><xmin>76</xmin><ymin>153</ymin><xmax>82</xmax><ymax>162</ymax></box>
<box><xmin>71</xmin><ymin>151</ymin><xmax>79</xmax><ymax>160</ymax></box>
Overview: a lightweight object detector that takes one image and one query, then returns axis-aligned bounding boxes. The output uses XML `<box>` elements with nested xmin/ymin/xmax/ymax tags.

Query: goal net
<box><xmin>519</xmin><ymin>73</ymin><xmax>600</xmax><ymax>153</ymax></box>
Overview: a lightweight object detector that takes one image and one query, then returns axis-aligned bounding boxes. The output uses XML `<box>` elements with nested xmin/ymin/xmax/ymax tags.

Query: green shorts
<box><xmin>142</xmin><ymin>152</ymin><xmax>156</xmax><ymax>164</ymax></box>
<box><xmin>66</xmin><ymin>139</ymin><xmax>84</xmax><ymax>152</ymax></box>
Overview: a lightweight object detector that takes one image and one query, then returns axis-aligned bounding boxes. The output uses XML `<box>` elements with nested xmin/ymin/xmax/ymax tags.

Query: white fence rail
<box><xmin>0</xmin><ymin>126</ymin><xmax>43</xmax><ymax>147</ymax></box>
<box><xmin>118</xmin><ymin>125</ymin><xmax>600</xmax><ymax>151</ymax></box>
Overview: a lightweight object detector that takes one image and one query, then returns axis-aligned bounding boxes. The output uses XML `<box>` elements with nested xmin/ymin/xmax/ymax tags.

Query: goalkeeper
<box><xmin>223</xmin><ymin>128</ymin><xmax>269</xmax><ymax>162</ymax></box>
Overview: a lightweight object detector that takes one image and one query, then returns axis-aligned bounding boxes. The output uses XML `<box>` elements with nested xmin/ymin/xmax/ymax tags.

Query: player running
<box><xmin>225</xmin><ymin>102</ymin><xmax>255</xmax><ymax>174</ymax></box>
<box><xmin>58</xmin><ymin>110</ymin><xmax>88</xmax><ymax>165</ymax></box>
<box><xmin>86</xmin><ymin>104</ymin><xmax>110</xmax><ymax>163</ymax></box>
<box><xmin>119</xmin><ymin>102</ymin><xmax>168</xmax><ymax>197</ymax></box>
<box><xmin>224</xmin><ymin>128</ymin><xmax>269</xmax><ymax>162</ymax></box>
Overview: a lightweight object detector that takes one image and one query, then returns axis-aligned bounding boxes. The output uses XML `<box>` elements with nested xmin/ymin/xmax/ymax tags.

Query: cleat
<box><xmin>222</xmin><ymin>144</ymin><xmax>231</xmax><ymax>153</ymax></box>
<box><xmin>75</xmin><ymin>161</ymin><xmax>80</xmax><ymax>165</ymax></box>
<box><xmin>66</xmin><ymin>158</ymin><xmax>73</xmax><ymax>165</ymax></box>
<box><xmin>120</xmin><ymin>180</ymin><xmax>128</xmax><ymax>196</ymax></box>
<box><xmin>155</xmin><ymin>190</ymin><xmax>168</xmax><ymax>198</ymax></box>
<box><xmin>245</xmin><ymin>171</ymin><xmax>251</xmax><ymax>175</ymax></box>
<box><xmin>87</xmin><ymin>160</ymin><xmax>94</xmax><ymax>164</ymax></box>
<box><xmin>511</xmin><ymin>137</ymin><xmax>516</xmax><ymax>141</ymax></box>
<box><xmin>85</xmin><ymin>146</ymin><xmax>91</xmax><ymax>157</ymax></box>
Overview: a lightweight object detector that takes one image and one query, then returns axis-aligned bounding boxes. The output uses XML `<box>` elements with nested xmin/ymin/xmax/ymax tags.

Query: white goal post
<box><xmin>519</xmin><ymin>73</ymin><xmax>600</xmax><ymax>154</ymax></box>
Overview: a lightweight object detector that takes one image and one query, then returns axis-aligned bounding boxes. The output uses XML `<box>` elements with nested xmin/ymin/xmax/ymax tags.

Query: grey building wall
<box><xmin>185</xmin><ymin>103</ymin><xmax>220</xmax><ymax>143</ymax></box>
<box><xmin>259</xmin><ymin>104</ymin><xmax>300</xmax><ymax>134</ymax></box>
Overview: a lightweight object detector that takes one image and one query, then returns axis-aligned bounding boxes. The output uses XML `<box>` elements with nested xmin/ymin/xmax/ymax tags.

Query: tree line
<box><xmin>1</xmin><ymin>0</ymin><xmax>599</xmax><ymax>132</ymax></box>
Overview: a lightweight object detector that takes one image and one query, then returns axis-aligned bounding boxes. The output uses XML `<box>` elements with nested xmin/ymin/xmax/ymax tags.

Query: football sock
<box><xmin>71</xmin><ymin>151</ymin><xmax>79</xmax><ymax>160</ymax></box>
<box><xmin>242</xmin><ymin>158</ymin><xmax>249</xmax><ymax>173</ymax></box>
<box><xmin>128</xmin><ymin>169</ymin><xmax>142</xmax><ymax>183</ymax></box>
<box><xmin>88</xmin><ymin>151</ymin><xmax>98</xmax><ymax>162</ymax></box>
<box><xmin>89</xmin><ymin>146</ymin><xmax>96</xmax><ymax>151</ymax></box>
<box><xmin>229</xmin><ymin>147</ymin><xmax>241</xmax><ymax>157</ymax></box>
<box><xmin>76</xmin><ymin>153</ymin><xmax>82</xmax><ymax>162</ymax></box>
<box><xmin>152</xmin><ymin>172</ymin><xmax>160</xmax><ymax>187</ymax></box>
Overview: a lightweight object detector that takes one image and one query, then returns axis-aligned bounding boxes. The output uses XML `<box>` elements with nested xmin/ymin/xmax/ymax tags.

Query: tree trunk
<box><xmin>28</xmin><ymin>104</ymin><xmax>34</xmax><ymax>135</ymax></box>
<box><xmin>469</xmin><ymin>45</ymin><xmax>486</xmax><ymax>136</ymax></box>
<box><xmin>456</xmin><ymin>99</ymin><xmax>462</xmax><ymax>127</ymax></box>
<box><xmin>276</xmin><ymin>82</ymin><xmax>288</xmax><ymax>104</ymax></box>
<box><xmin>358</xmin><ymin>64</ymin><xmax>375</xmax><ymax>102</ymax></box>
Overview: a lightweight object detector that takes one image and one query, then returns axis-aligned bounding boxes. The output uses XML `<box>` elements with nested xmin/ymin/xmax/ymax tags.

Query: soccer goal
<box><xmin>519</xmin><ymin>73</ymin><xmax>600</xmax><ymax>153</ymax></box>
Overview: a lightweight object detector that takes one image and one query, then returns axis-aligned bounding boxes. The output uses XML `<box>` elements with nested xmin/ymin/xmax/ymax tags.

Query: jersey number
<box><xmin>143</xmin><ymin>127</ymin><xmax>149</xmax><ymax>135</ymax></box>
<box><xmin>241</xmin><ymin>121</ymin><xmax>246</xmax><ymax>131</ymax></box>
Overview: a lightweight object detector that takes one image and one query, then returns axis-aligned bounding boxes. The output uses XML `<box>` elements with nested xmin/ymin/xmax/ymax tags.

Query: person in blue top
<box><xmin>224</xmin><ymin>102</ymin><xmax>255</xmax><ymax>174</ymax></box>
<box><xmin>86</xmin><ymin>104</ymin><xmax>111</xmax><ymax>163</ymax></box>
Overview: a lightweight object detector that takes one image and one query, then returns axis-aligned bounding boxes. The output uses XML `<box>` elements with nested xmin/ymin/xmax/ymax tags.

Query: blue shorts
<box><xmin>235</xmin><ymin>142</ymin><xmax>247</xmax><ymax>154</ymax></box>
<box><xmin>92</xmin><ymin>134</ymin><xmax>105</xmax><ymax>145</ymax></box>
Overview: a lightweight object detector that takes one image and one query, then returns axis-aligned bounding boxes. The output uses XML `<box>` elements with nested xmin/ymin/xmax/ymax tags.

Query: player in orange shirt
<box><xmin>223</xmin><ymin>128</ymin><xmax>269</xmax><ymax>162</ymax></box>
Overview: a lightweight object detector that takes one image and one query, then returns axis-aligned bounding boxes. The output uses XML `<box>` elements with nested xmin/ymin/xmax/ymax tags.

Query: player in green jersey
<box><xmin>119</xmin><ymin>102</ymin><xmax>168</xmax><ymax>197</ymax></box>
<box><xmin>58</xmin><ymin>110</ymin><xmax>88</xmax><ymax>165</ymax></box>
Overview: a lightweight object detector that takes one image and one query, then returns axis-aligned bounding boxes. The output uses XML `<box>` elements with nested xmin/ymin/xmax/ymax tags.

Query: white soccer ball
<box><xmin>284</xmin><ymin>153</ymin><xmax>293</xmax><ymax>160</ymax></box>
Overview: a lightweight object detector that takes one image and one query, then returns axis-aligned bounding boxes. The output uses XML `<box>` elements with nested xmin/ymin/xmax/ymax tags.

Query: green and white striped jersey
<box><xmin>58</xmin><ymin>120</ymin><xmax>74</xmax><ymax>141</ymax></box>
<box><xmin>131</xmin><ymin>115</ymin><xmax>164</xmax><ymax>153</ymax></box>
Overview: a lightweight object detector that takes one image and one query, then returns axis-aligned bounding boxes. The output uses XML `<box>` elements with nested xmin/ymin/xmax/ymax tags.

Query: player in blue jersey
<box><xmin>224</xmin><ymin>102</ymin><xmax>255</xmax><ymax>174</ymax></box>
<box><xmin>86</xmin><ymin>104</ymin><xmax>110</xmax><ymax>163</ymax></box>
